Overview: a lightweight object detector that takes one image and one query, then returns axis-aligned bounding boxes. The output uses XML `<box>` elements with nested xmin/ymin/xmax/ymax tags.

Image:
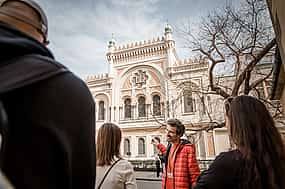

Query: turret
<box><xmin>107</xmin><ymin>34</ymin><xmax>116</xmax><ymax>77</ymax></box>
<box><xmin>163</xmin><ymin>22</ymin><xmax>178</xmax><ymax>69</ymax></box>
<box><xmin>108</xmin><ymin>33</ymin><xmax>116</xmax><ymax>53</ymax></box>
<box><xmin>164</xmin><ymin>23</ymin><xmax>173</xmax><ymax>41</ymax></box>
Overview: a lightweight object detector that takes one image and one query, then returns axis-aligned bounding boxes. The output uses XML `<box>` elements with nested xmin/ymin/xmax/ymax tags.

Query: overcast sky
<box><xmin>35</xmin><ymin>0</ymin><xmax>240</xmax><ymax>79</ymax></box>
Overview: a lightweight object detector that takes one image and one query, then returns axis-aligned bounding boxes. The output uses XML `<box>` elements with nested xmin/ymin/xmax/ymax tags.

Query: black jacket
<box><xmin>0</xmin><ymin>22</ymin><xmax>95</xmax><ymax>189</ymax></box>
<box><xmin>194</xmin><ymin>150</ymin><xmax>244</xmax><ymax>189</ymax></box>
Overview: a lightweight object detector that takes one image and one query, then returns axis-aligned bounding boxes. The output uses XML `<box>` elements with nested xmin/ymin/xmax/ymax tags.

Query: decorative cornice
<box><xmin>114</xmin><ymin>36</ymin><xmax>165</xmax><ymax>52</ymax></box>
<box><xmin>173</xmin><ymin>57</ymin><xmax>208</xmax><ymax>66</ymax></box>
<box><xmin>106</xmin><ymin>36</ymin><xmax>173</xmax><ymax>64</ymax></box>
<box><xmin>170</xmin><ymin>58</ymin><xmax>209</xmax><ymax>73</ymax></box>
<box><xmin>85</xmin><ymin>73</ymin><xmax>109</xmax><ymax>82</ymax></box>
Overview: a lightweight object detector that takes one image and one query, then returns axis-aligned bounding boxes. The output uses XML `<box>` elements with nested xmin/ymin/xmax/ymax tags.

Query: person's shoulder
<box><xmin>180</xmin><ymin>143</ymin><xmax>197</xmax><ymax>155</ymax></box>
<box><xmin>117</xmin><ymin>159</ymin><xmax>134</xmax><ymax>170</ymax></box>
<box><xmin>118</xmin><ymin>159</ymin><xmax>129</xmax><ymax>163</ymax></box>
<box><xmin>211</xmin><ymin>150</ymin><xmax>244</xmax><ymax>170</ymax></box>
<box><xmin>42</xmin><ymin>59</ymin><xmax>89</xmax><ymax>92</ymax></box>
<box><xmin>195</xmin><ymin>150</ymin><xmax>243</xmax><ymax>188</ymax></box>
<box><xmin>118</xmin><ymin>159</ymin><xmax>132</xmax><ymax>165</ymax></box>
<box><xmin>181</xmin><ymin>139</ymin><xmax>193</xmax><ymax>147</ymax></box>
<box><xmin>23</xmin><ymin>54</ymin><xmax>68</xmax><ymax>71</ymax></box>
<box><xmin>40</xmin><ymin>67</ymin><xmax>94</xmax><ymax>105</ymax></box>
<box><xmin>30</xmin><ymin>54</ymin><xmax>85</xmax><ymax>86</ymax></box>
<box><xmin>183</xmin><ymin>142</ymin><xmax>195</xmax><ymax>150</ymax></box>
<box><xmin>216</xmin><ymin>150</ymin><xmax>243</xmax><ymax>161</ymax></box>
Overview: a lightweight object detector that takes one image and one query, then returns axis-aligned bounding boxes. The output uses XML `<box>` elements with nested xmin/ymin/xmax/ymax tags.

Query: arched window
<box><xmin>138</xmin><ymin>96</ymin><xmax>146</xmax><ymax>117</ymax></box>
<box><xmin>153</xmin><ymin>95</ymin><xmax>161</xmax><ymax>116</ymax></box>
<box><xmin>98</xmin><ymin>101</ymin><xmax>105</xmax><ymax>120</ymax></box>
<box><xmin>124</xmin><ymin>98</ymin><xmax>131</xmax><ymax>118</ymax></box>
<box><xmin>124</xmin><ymin>138</ymin><xmax>131</xmax><ymax>156</ymax></box>
<box><xmin>184</xmin><ymin>90</ymin><xmax>194</xmax><ymax>113</ymax></box>
<box><xmin>138</xmin><ymin>138</ymin><xmax>145</xmax><ymax>155</ymax></box>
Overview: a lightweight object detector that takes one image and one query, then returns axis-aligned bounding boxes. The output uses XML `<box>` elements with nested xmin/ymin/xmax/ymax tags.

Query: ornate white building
<box><xmin>86</xmin><ymin>25</ymin><xmax>278</xmax><ymax>162</ymax></box>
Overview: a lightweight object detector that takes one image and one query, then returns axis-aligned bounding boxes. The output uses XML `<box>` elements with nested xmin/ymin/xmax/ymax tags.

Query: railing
<box><xmin>198</xmin><ymin>159</ymin><xmax>214</xmax><ymax>171</ymax></box>
<box><xmin>171</xmin><ymin>62</ymin><xmax>208</xmax><ymax>72</ymax></box>
<box><xmin>119</xmin><ymin>103</ymin><xmax>165</xmax><ymax>122</ymax></box>
<box><xmin>131</xmin><ymin>159</ymin><xmax>214</xmax><ymax>172</ymax></box>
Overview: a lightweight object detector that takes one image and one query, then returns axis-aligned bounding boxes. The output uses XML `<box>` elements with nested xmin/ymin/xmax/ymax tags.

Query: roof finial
<box><xmin>108</xmin><ymin>33</ymin><xmax>116</xmax><ymax>48</ymax></box>
<box><xmin>165</xmin><ymin>20</ymin><xmax>172</xmax><ymax>34</ymax></box>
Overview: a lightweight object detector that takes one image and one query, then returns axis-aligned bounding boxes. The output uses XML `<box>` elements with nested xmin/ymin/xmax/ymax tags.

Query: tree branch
<box><xmin>231</xmin><ymin>38</ymin><xmax>276</xmax><ymax>96</ymax></box>
<box><xmin>249</xmin><ymin>66</ymin><xmax>273</xmax><ymax>91</ymax></box>
<box><xmin>244</xmin><ymin>70</ymin><xmax>251</xmax><ymax>95</ymax></box>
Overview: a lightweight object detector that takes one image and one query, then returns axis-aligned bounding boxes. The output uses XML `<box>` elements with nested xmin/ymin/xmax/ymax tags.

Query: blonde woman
<box><xmin>95</xmin><ymin>123</ymin><xmax>137</xmax><ymax>189</ymax></box>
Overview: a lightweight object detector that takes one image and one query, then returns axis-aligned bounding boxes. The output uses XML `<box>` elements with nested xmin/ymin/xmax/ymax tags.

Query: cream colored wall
<box><xmin>213</xmin><ymin>129</ymin><xmax>231</xmax><ymax>155</ymax></box>
<box><xmin>121</xmin><ymin>129</ymin><xmax>166</xmax><ymax>160</ymax></box>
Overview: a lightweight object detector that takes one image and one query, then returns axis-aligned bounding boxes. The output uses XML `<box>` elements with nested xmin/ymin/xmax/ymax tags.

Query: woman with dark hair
<box><xmin>95</xmin><ymin>123</ymin><xmax>137</xmax><ymax>189</ymax></box>
<box><xmin>194</xmin><ymin>95</ymin><xmax>285</xmax><ymax>189</ymax></box>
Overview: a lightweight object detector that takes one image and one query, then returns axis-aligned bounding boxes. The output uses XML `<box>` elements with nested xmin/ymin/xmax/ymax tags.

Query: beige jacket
<box><xmin>95</xmin><ymin>159</ymin><xmax>137</xmax><ymax>189</ymax></box>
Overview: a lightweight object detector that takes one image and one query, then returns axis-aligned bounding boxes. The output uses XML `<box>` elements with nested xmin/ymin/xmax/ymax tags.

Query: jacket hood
<box><xmin>0</xmin><ymin>22</ymin><xmax>54</xmax><ymax>63</ymax></box>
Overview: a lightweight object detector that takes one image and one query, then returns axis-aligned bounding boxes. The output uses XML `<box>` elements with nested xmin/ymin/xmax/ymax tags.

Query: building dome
<box><xmin>108</xmin><ymin>39</ymin><xmax>115</xmax><ymax>47</ymax></box>
<box><xmin>165</xmin><ymin>23</ymin><xmax>172</xmax><ymax>33</ymax></box>
<box><xmin>108</xmin><ymin>34</ymin><xmax>116</xmax><ymax>48</ymax></box>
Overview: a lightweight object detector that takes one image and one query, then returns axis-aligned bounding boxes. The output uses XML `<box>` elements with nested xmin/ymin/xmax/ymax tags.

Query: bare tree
<box><xmin>147</xmin><ymin>0</ymin><xmax>285</xmax><ymax>144</ymax></box>
<box><xmin>149</xmin><ymin>77</ymin><xmax>226</xmax><ymax>134</ymax></box>
<box><xmin>179</xmin><ymin>0</ymin><xmax>275</xmax><ymax>98</ymax></box>
<box><xmin>174</xmin><ymin>0</ymin><xmax>285</xmax><ymax>129</ymax></box>
<box><xmin>147</xmin><ymin>0</ymin><xmax>284</xmax><ymax>143</ymax></box>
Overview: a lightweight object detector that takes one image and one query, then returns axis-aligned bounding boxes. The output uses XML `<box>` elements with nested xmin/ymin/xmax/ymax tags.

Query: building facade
<box><xmin>86</xmin><ymin>25</ymin><xmax>280</xmax><ymax>162</ymax></box>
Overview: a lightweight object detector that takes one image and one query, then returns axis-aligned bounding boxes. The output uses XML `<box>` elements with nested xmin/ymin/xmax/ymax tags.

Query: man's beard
<box><xmin>167</xmin><ymin>135</ymin><xmax>172</xmax><ymax>142</ymax></box>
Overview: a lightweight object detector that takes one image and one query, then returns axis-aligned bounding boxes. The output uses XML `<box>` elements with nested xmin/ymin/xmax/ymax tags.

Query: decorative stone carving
<box><xmin>132</xmin><ymin>70</ymin><xmax>148</xmax><ymax>88</ymax></box>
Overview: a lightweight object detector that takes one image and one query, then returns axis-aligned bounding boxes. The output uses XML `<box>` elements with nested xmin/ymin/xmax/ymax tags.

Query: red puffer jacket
<box><xmin>157</xmin><ymin>142</ymin><xmax>200</xmax><ymax>189</ymax></box>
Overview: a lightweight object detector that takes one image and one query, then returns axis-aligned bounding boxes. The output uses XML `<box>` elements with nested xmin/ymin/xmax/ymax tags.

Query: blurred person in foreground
<box><xmin>0</xmin><ymin>0</ymin><xmax>95</xmax><ymax>188</ymax></box>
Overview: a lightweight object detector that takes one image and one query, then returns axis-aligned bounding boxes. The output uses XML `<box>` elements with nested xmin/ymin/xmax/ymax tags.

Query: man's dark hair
<box><xmin>167</xmin><ymin>118</ymin><xmax>185</xmax><ymax>137</ymax></box>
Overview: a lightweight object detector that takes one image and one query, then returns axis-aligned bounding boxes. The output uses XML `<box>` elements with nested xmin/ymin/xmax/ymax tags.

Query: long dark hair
<box><xmin>96</xmin><ymin>123</ymin><xmax>122</xmax><ymax>166</ymax></box>
<box><xmin>225</xmin><ymin>95</ymin><xmax>285</xmax><ymax>189</ymax></box>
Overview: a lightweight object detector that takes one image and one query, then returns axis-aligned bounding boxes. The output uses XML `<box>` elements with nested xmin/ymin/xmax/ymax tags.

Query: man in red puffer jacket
<box><xmin>152</xmin><ymin>119</ymin><xmax>200</xmax><ymax>189</ymax></box>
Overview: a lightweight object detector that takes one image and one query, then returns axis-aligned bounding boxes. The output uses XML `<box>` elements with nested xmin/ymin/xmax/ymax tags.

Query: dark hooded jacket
<box><xmin>0</xmin><ymin>22</ymin><xmax>96</xmax><ymax>189</ymax></box>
